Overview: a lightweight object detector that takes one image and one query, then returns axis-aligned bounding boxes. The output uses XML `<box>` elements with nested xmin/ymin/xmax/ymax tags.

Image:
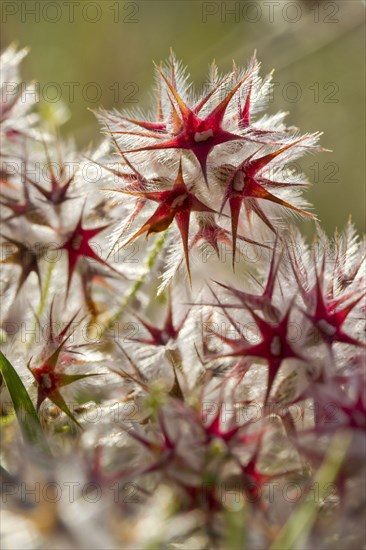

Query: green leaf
<box><xmin>0</xmin><ymin>351</ymin><xmax>50</xmax><ymax>454</ymax></box>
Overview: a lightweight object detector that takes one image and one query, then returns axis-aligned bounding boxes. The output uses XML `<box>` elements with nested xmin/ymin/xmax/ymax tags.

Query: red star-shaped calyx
<box><xmin>113</xmin><ymin>63</ymin><xmax>254</xmax><ymax>183</ymax></box>
<box><xmin>28</xmin><ymin>309</ymin><xmax>99</xmax><ymax>426</ymax></box>
<box><xmin>1</xmin><ymin>234</ymin><xmax>42</xmax><ymax>296</ymax></box>
<box><xmin>301</xmin><ymin>259</ymin><xmax>365</xmax><ymax>348</ymax></box>
<box><xmin>202</xmin><ymin>399</ymin><xmax>245</xmax><ymax>443</ymax></box>
<box><xmin>61</xmin><ymin>208</ymin><xmax>120</xmax><ymax>296</ymax></box>
<box><xmin>215</xmin><ymin>304</ymin><xmax>303</xmax><ymax>403</ymax></box>
<box><xmin>211</xmin><ymin>238</ymin><xmax>281</xmax><ymax>318</ymax></box>
<box><xmin>220</xmin><ymin>136</ymin><xmax>316</xmax><ymax>265</ymax></box>
<box><xmin>128</xmin><ymin>294</ymin><xmax>189</xmax><ymax>346</ymax></box>
<box><xmin>189</xmin><ymin>213</ymin><xmax>267</xmax><ymax>262</ymax></box>
<box><xmin>0</xmin><ymin>179</ymin><xmax>37</xmax><ymax>222</ymax></box>
<box><xmin>27</xmin><ymin>142</ymin><xmax>76</xmax><ymax>206</ymax></box>
<box><xmin>118</xmin><ymin>160</ymin><xmax>216</xmax><ymax>284</ymax></box>
<box><xmin>0</xmin><ymin>160</ymin><xmax>50</xmax><ymax>226</ymax></box>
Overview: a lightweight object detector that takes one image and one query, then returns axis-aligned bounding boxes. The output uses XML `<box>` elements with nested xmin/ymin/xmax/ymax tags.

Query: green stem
<box><xmin>37</xmin><ymin>261</ymin><xmax>55</xmax><ymax>317</ymax></box>
<box><xmin>270</xmin><ymin>432</ymin><xmax>352</xmax><ymax>550</ymax></box>
<box><xmin>102</xmin><ymin>231</ymin><xmax>168</xmax><ymax>336</ymax></box>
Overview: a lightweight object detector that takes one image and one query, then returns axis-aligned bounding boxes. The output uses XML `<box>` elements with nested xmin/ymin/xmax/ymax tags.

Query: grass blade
<box><xmin>0</xmin><ymin>351</ymin><xmax>50</xmax><ymax>454</ymax></box>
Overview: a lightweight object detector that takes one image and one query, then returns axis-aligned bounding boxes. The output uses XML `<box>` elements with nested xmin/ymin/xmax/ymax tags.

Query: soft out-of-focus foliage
<box><xmin>0</xmin><ymin>43</ymin><xmax>365</xmax><ymax>550</ymax></box>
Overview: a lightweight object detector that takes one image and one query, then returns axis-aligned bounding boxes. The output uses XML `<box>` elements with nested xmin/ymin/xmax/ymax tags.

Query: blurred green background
<box><xmin>1</xmin><ymin>0</ymin><xmax>365</xmax><ymax>234</ymax></box>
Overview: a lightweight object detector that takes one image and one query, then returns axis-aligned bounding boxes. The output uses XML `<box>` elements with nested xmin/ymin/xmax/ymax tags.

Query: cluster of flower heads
<box><xmin>0</xmin><ymin>46</ymin><xmax>365</xmax><ymax>549</ymax></box>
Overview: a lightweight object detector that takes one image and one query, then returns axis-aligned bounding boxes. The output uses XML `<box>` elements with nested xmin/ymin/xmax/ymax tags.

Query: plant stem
<box><xmin>102</xmin><ymin>231</ymin><xmax>168</xmax><ymax>336</ymax></box>
<box><xmin>37</xmin><ymin>261</ymin><xmax>55</xmax><ymax>317</ymax></box>
<box><xmin>270</xmin><ymin>432</ymin><xmax>352</xmax><ymax>550</ymax></box>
